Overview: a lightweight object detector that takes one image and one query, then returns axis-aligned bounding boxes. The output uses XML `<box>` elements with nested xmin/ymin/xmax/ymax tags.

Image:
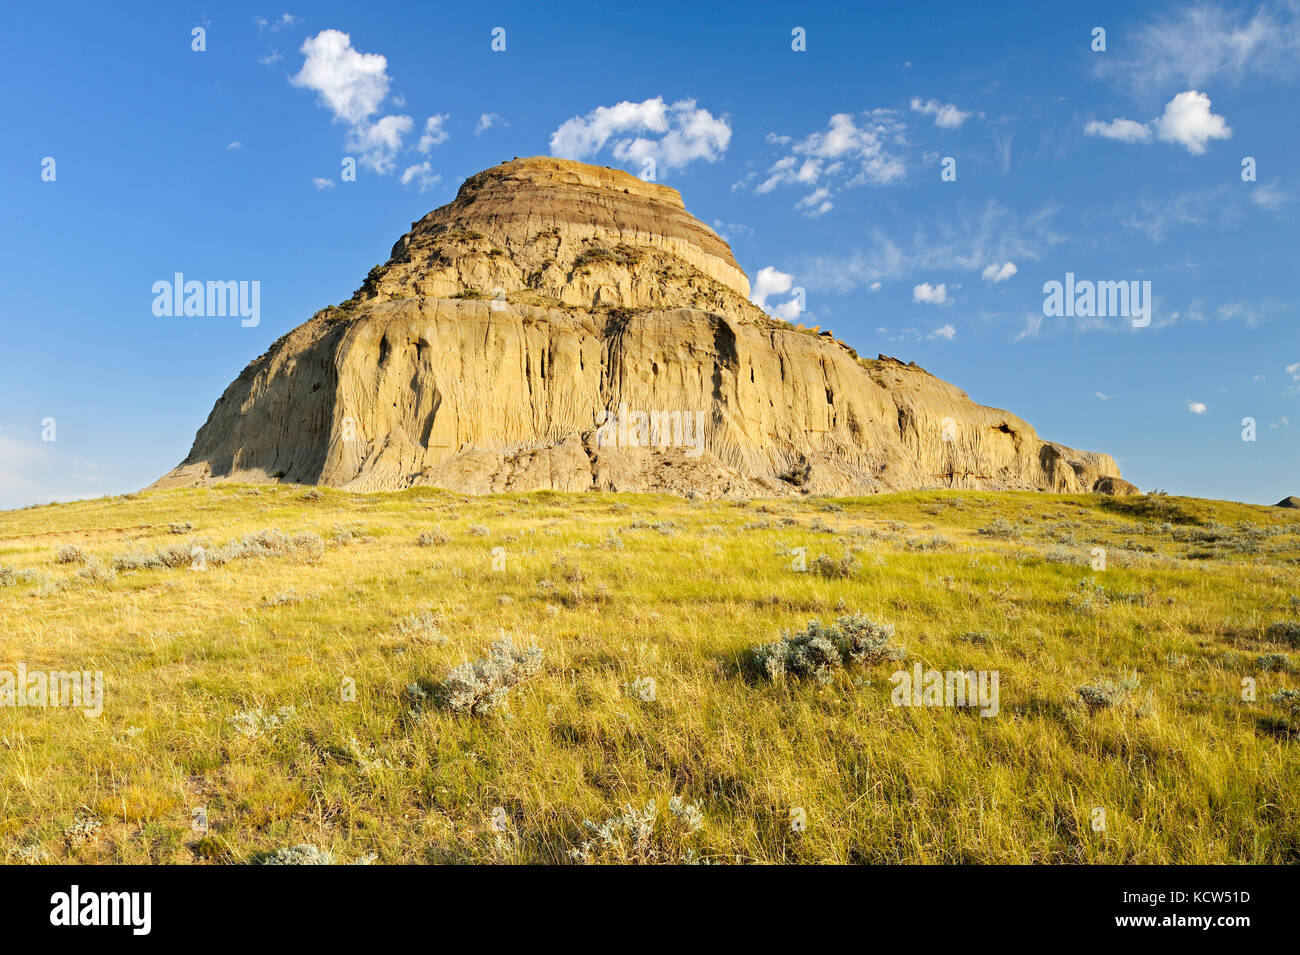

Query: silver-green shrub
<box><xmin>569</xmin><ymin>797</ymin><xmax>706</xmax><ymax>865</ymax></box>
<box><xmin>754</xmin><ymin>613</ymin><xmax>903</xmax><ymax>683</ymax></box>
<box><xmin>441</xmin><ymin>637</ymin><xmax>543</xmax><ymax>715</ymax></box>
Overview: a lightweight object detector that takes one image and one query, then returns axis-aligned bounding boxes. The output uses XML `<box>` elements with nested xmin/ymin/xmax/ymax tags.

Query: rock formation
<box><xmin>154</xmin><ymin>156</ymin><xmax>1135</xmax><ymax>498</ymax></box>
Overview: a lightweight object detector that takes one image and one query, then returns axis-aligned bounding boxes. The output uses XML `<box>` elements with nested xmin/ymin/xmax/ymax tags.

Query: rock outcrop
<box><xmin>1277</xmin><ymin>497</ymin><xmax>1300</xmax><ymax>509</ymax></box>
<box><xmin>154</xmin><ymin>156</ymin><xmax>1133</xmax><ymax>498</ymax></box>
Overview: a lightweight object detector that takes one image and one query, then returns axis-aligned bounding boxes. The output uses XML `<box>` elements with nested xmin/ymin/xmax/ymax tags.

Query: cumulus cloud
<box><xmin>1187</xmin><ymin>400</ymin><xmax>1208</xmax><ymax>414</ymax></box>
<box><xmin>1084</xmin><ymin>91</ymin><xmax>1230</xmax><ymax>155</ymax></box>
<box><xmin>869</xmin><ymin>281</ymin><xmax>882</xmax><ymax>292</ymax></box>
<box><xmin>913</xmin><ymin>282</ymin><xmax>949</xmax><ymax>305</ymax></box>
<box><xmin>291</xmin><ymin>29</ymin><xmax>391</xmax><ymax>125</ymax></box>
<box><xmin>1154</xmin><ymin>90</ymin><xmax>1232</xmax><ymax>154</ymax></box>
<box><xmin>312</xmin><ymin>177</ymin><xmax>335</xmax><ymax>189</ymax></box>
<box><xmin>1083</xmin><ymin>118</ymin><xmax>1153</xmax><ymax>144</ymax></box>
<box><xmin>981</xmin><ymin>261</ymin><xmax>1017</xmax><ymax>283</ymax></box>
<box><xmin>909</xmin><ymin>97</ymin><xmax>971</xmax><ymax>128</ymax></box>
<box><xmin>475</xmin><ymin>112</ymin><xmax>502</xmax><ymax>135</ymax></box>
<box><xmin>750</xmin><ymin>266</ymin><xmax>804</xmax><ymax>320</ymax></box>
<box><xmin>930</xmin><ymin>323</ymin><xmax>957</xmax><ymax>340</ymax></box>
<box><xmin>549</xmin><ymin>96</ymin><xmax>731</xmax><ymax>174</ymax></box>
<box><xmin>291</xmin><ymin>29</ymin><xmax>442</xmax><ymax>175</ymax></box>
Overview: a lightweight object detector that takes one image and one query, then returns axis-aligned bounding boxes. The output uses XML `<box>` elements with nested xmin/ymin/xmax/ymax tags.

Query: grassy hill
<box><xmin>1</xmin><ymin>485</ymin><xmax>1297</xmax><ymax>864</ymax></box>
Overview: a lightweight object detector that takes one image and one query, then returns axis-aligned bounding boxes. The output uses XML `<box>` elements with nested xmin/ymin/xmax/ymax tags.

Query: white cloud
<box><xmin>1094</xmin><ymin>392</ymin><xmax>1115</xmax><ymax>400</ymax></box>
<box><xmin>291</xmin><ymin>29</ymin><xmax>391</xmax><ymax>125</ymax></box>
<box><xmin>771</xmin><ymin>300</ymin><xmax>804</xmax><ymax>321</ymax></box>
<box><xmin>913</xmin><ymin>282</ymin><xmax>949</xmax><ymax>305</ymax></box>
<box><xmin>754</xmin><ymin>111</ymin><xmax>908</xmax><ymax>211</ymax></box>
<box><xmin>795</xmin><ymin>187</ymin><xmax>833</xmax><ymax>217</ymax></box>
<box><xmin>981</xmin><ymin>261</ymin><xmax>1017</xmax><ymax>283</ymax></box>
<box><xmin>226</xmin><ymin>141</ymin><xmax>243</xmax><ymax>151</ymax></box>
<box><xmin>1286</xmin><ymin>362</ymin><xmax>1300</xmax><ymax>381</ymax></box>
<box><xmin>1083</xmin><ymin>118</ymin><xmax>1153</xmax><ymax>144</ymax></box>
<box><xmin>869</xmin><ymin>281</ymin><xmax>882</xmax><ymax>292</ymax></box>
<box><xmin>549</xmin><ymin>96</ymin><xmax>730</xmax><ymax>174</ymax></box>
<box><xmin>910</xmin><ymin>97</ymin><xmax>971</xmax><ymax>129</ymax></box>
<box><xmin>750</xmin><ymin>266</ymin><xmax>793</xmax><ymax>307</ymax></box>
<box><xmin>750</xmin><ymin>266</ymin><xmax>804</xmax><ymax>320</ymax></box>
<box><xmin>1269</xmin><ymin>416</ymin><xmax>1290</xmax><ymax>430</ymax></box>
<box><xmin>417</xmin><ymin>114</ymin><xmax>450</xmax><ymax>152</ymax></box>
<box><xmin>1187</xmin><ymin>400</ymin><xmax>1208</xmax><ymax>414</ymax></box>
<box><xmin>257</xmin><ymin>14</ymin><xmax>301</xmax><ymax>32</ymax></box>
<box><xmin>259</xmin><ymin>50</ymin><xmax>284</xmax><ymax>66</ymax></box>
<box><xmin>1084</xmin><ymin>91</ymin><xmax>1230</xmax><ymax>155</ymax></box>
<box><xmin>930</xmin><ymin>323</ymin><xmax>957</xmax><ymax>340</ymax></box>
<box><xmin>400</xmin><ymin>162</ymin><xmax>440</xmax><ymax>192</ymax></box>
<box><xmin>475</xmin><ymin>113</ymin><xmax>502</xmax><ymax>135</ymax></box>
<box><xmin>345</xmin><ymin>113</ymin><xmax>414</xmax><ymax>174</ymax></box>
<box><xmin>290</xmin><ymin>29</ymin><xmax>430</xmax><ymax>175</ymax></box>
<box><xmin>312</xmin><ymin>177</ymin><xmax>335</xmax><ymax>189</ymax></box>
<box><xmin>1154</xmin><ymin>91</ymin><xmax>1231</xmax><ymax>154</ymax></box>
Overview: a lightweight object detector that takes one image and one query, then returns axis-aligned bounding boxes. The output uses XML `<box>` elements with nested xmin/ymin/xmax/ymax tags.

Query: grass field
<box><xmin>1</xmin><ymin>484</ymin><xmax>1297</xmax><ymax>864</ymax></box>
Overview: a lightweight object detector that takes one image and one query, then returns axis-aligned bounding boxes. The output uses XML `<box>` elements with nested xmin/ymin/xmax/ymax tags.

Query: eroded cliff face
<box><xmin>154</xmin><ymin>156</ymin><xmax>1136</xmax><ymax>498</ymax></box>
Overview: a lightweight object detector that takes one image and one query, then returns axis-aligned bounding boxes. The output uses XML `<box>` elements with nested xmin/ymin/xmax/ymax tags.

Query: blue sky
<box><xmin>1</xmin><ymin>0</ymin><xmax>1296</xmax><ymax>508</ymax></box>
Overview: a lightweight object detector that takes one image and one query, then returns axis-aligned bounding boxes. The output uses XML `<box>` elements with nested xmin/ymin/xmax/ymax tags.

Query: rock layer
<box><xmin>155</xmin><ymin>157</ymin><xmax>1133</xmax><ymax>498</ymax></box>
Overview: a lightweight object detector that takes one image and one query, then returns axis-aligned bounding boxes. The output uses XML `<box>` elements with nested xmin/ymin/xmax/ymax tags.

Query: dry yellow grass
<box><xmin>0</xmin><ymin>485</ymin><xmax>1297</xmax><ymax>863</ymax></box>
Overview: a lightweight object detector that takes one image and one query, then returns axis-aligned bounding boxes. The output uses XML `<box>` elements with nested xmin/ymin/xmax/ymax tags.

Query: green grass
<box><xmin>1</xmin><ymin>485</ymin><xmax>1297</xmax><ymax>864</ymax></box>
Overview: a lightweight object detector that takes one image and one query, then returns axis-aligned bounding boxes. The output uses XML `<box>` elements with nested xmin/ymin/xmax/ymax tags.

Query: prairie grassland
<box><xmin>0</xmin><ymin>485</ymin><xmax>1297</xmax><ymax>864</ymax></box>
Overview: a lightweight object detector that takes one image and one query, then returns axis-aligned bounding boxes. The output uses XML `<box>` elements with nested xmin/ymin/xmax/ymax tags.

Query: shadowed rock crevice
<box><xmin>153</xmin><ymin>156</ymin><xmax>1134</xmax><ymax>499</ymax></box>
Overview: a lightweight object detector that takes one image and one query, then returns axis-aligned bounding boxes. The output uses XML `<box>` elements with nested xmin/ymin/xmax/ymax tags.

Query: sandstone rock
<box><xmin>1092</xmin><ymin>476</ymin><xmax>1141</xmax><ymax>496</ymax></box>
<box><xmin>154</xmin><ymin>157</ymin><xmax>1131</xmax><ymax>499</ymax></box>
